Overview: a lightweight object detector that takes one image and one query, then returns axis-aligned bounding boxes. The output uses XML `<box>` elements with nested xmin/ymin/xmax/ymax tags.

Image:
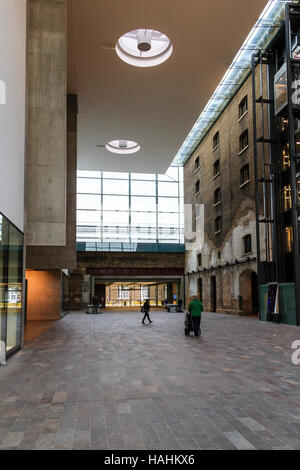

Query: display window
<box><xmin>0</xmin><ymin>213</ymin><xmax>23</xmax><ymax>355</ymax></box>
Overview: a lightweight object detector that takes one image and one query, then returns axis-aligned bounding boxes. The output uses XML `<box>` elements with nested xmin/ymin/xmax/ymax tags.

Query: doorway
<box><xmin>239</xmin><ymin>270</ymin><xmax>258</xmax><ymax>315</ymax></box>
<box><xmin>197</xmin><ymin>278</ymin><xmax>203</xmax><ymax>302</ymax></box>
<box><xmin>251</xmin><ymin>272</ymin><xmax>259</xmax><ymax>314</ymax></box>
<box><xmin>95</xmin><ymin>283</ymin><xmax>106</xmax><ymax>307</ymax></box>
<box><xmin>210</xmin><ymin>276</ymin><xmax>216</xmax><ymax>312</ymax></box>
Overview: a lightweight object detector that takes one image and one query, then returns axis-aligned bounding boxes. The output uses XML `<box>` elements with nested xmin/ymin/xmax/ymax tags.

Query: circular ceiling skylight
<box><xmin>106</xmin><ymin>140</ymin><xmax>141</xmax><ymax>154</ymax></box>
<box><xmin>116</xmin><ymin>29</ymin><xmax>173</xmax><ymax>67</ymax></box>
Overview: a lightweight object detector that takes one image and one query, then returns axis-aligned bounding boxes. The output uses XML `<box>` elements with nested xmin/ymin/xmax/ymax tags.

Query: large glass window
<box><xmin>77</xmin><ymin>178</ymin><xmax>101</xmax><ymax>194</ymax></box>
<box><xmin>131</xmin><ymin>196</ymin><xmax>156</xmax><ymax>212</ymax></box>
<box><xmin>77</xmin><ymin>166</ymin><xmax>184</xmax><ymax>246</ymax></box>
<box><xmin>77</xmin><ymin>194</ymin><xmax>101</xmax><ymax>210</ymax></box>
<box><xmin>131</xmin><ymin>180</ymin><xmax>156</xmax><ymax>196</ymax></box>
<box><xmin>0</xmin><ymin>214</ymin><xmax>23</xmax><ymax>355</ymax></box>
<box><xmin>282</xmin><ymin>143</ymin><xmax>290</xmax><ymax>170</ymax></box>
<box><xmin>274</xmin><ymin>64</ymin><xmax>288</xmax><ymax>114</ymax></box>
<box><xmin>283</xmin><ymin>185</ymin><xmax>292</xmax><ymax>212</ymax></box>
<box><xmin>103</xmin><ymin>179</ymin><xmax>129</xmax><ymax>195</ymax></box>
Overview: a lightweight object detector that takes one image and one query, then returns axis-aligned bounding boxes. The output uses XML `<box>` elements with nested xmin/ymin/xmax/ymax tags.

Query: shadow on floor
<box><xmin>24</xmin><ymin>320</ymin><xmax>57</xmax><ymax>344</ymax></box>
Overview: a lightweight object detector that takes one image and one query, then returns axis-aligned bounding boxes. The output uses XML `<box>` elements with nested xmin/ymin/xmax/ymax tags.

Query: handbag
<box><xmin>141</xmin><ymin>306</ymin><xmax>145</xmax><ymax>313</ymax></box>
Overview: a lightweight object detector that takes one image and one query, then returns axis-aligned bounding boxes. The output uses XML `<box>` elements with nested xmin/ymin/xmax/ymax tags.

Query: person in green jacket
<box><xmin>188</xmin><ymin>295</ymin><xmax>203</xmax><ymax>338</ymax></box>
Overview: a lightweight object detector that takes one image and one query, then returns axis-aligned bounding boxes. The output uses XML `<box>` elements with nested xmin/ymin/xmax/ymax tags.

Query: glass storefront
<box><xmin>0</xmin><ymin>213</ymin><xmax>23</xmax><ymax>356</ymax></box>
<box><xmin>105</xmin><ymin>282</ymin><xmax>173</xmax><ymax>307</ymax></box>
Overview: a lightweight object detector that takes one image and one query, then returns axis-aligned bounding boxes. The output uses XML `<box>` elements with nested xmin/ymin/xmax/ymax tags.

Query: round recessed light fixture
<box><xmin>115</xmin><ymin>29</ymin><xmax>173</xmax><ymax>67</ymax></box>
<box><xmin>106</xmin><ymin>140</ymin><xmax>141</xmax><ymax>154</ymax></box>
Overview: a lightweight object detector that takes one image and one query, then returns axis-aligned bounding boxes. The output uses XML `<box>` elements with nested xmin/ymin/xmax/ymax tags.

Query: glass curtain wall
<box><xmin>0</xmin><ymin>213</ymin><xmax>23</xmax><ymax>355</ymax></box>
<box><xmin>77</xmin><ymin>166</ymin><xmax>184</xmax><ymax>248</ymax></box>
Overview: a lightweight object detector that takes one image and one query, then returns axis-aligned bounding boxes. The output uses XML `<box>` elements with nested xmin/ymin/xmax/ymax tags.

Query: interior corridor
<box><xmin>0</xmin><ymin>311</ymin><xmax>300</xmax><ymax>450</ymax></box>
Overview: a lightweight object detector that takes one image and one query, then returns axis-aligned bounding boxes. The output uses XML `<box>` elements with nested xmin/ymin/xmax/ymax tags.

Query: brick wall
<box><xmin>184</xmin><ymin>68</ymin><xmax>268</xmax><ymax>314</ymax></box>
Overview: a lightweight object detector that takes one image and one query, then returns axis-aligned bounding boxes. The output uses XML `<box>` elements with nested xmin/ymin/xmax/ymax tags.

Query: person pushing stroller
<box><xmin>188</xmin><ymin>295</ymin><xmax>203</xmax><ymax>338</ymax></box>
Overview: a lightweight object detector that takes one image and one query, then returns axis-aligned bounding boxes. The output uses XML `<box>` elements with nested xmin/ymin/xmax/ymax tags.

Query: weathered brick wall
<box><xmin>75</xmin><ymin>251</ymin><xmax>185</xmax><ymax>271</ymax></box>
<box><xmin>184</xmin><ymin>68</ymin><xmax>268</xmax><ymax>314</ymax></box>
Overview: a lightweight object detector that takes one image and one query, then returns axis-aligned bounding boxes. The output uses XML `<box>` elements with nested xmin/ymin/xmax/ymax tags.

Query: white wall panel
<box><xmin>0</xmin><ymin>0</ymin><xmax>26</xmax><ymax>231</ymax></box>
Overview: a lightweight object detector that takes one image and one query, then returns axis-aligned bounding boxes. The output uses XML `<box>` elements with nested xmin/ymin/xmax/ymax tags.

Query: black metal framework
<box><xmin>252</xmin><ymin>2</ymin><xmax>300</xmax><ymax>326</ymax></box>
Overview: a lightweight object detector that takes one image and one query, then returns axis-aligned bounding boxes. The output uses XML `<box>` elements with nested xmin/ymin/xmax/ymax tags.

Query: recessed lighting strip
<box><xmin>173</xmin><ymin>0</ymin><xmax>297</xmax><ymax>166</ymax></box>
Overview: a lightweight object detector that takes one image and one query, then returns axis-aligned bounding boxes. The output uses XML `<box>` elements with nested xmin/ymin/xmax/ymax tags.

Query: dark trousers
<box><xmin>191</xmin><ymin>316</ymin><xmax>201</xmax><ymax>336</ymax></box>
<box><xmin>142</xmin><ymin>312</ymin><xmax>151</xmax><ymax>323</ymax></box>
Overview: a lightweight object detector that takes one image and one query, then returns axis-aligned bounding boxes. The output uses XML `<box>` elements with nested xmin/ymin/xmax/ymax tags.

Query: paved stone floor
<box><xmin>0</xmin><ymin>310</ymin><xmax>300</xmax><ymax>450</ymax></box>
<box><xmin>24</xmin><ymin>320</ymin><xmax>57</xmax><ymax>344</ymax></box>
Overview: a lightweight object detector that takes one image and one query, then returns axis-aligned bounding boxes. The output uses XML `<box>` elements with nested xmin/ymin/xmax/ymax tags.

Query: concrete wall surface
<box><xmin>26</xmin><ymin>0</ymin><xmax>67</xmax><ymax>246</ymax></box>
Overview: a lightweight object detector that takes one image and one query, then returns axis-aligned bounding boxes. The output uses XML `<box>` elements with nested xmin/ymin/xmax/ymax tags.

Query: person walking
<box><xmin>188</xmin><ymin>295</ymin><xmax>203</xmax><ymax>338</ymax></box>
<box><xmin>142</xmin><ymin>298</ymin><xmax>152</xmax><ymax>325</ymax></box>
<box><xmin>91</xmin><ymin>295</ymin><xmax>99</xmax><ymax>314</ymax></box>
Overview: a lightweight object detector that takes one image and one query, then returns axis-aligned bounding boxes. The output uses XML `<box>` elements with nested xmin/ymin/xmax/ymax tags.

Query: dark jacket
<box><xmin>143</xmin><ymin>301</ymin><xmax>150</xmax><ymax>313</ymax></box>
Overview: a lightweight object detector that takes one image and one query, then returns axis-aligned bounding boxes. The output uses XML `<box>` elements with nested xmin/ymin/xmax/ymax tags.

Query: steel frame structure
<box><xmin>252</xmin><ymin>1</ymin><xmax>300</xmax><ymax>326</ymax></box>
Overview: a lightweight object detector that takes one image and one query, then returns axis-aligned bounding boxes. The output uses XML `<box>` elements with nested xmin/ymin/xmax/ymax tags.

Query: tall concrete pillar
<box><xmin>26</xmin><ymin>0</ymin><xmax>67</xmax><ymax>247</ymax></box>
<box><xmin>26</xmin><ymin>0</ymin><xmax>77</xmax><ymax>270</ymax></box>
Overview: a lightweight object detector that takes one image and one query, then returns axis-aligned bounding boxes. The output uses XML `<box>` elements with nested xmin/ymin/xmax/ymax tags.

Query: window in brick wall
<box><xmin>215</xmin><ymin>216</ymin><xmax>222</xmax><ymax>233</ymax></box>
<box><xmin>195</xmin><ymin>179</ymin><xmax>200</xmax><ymax>195</ymax></box>
<box><xmin>239</xmin><ymin>129</ymin><xmax>249</xmax><ymax>153</ymax></box>
<box><xmin>240</xmin><ymin>164</ymin><xmax>250</xmax><ymax>185</ymax></box>
<box><xmin>213</xmin><ymin>159</ymin><xmax>220</xmax><ymax>177</ymax></box>
<box><xmin>243</xmin><ymin>234</ymin><xmax>252</xmax><ymax>254</ymax></box>
<box><xmin>213</xmin><ymin>132</ymin><xmax>220</xmax><ymax>150</ymax></box>
<box><xmin>214</xmin><ymin>187</ymin><xmax>221</xmax><ymax>205</ymax></box>
<box><xmin>195</xmin><ymin>156</ymin><xmax>200</xmax><ymax>171</ymax></box>
<box><xmin>197</xmin><ymin>278</ymin><xmax>203</xmax><ymax>301</ymax></box>
<box><xmin>197</xmin><ymin>253</ymin><xmax>202</xmax><ymax>267</ymax></box>
<box><xmin>239</xmin><ymin>96</ymin><xmax>248</xmax><ymax>119</ymax></box>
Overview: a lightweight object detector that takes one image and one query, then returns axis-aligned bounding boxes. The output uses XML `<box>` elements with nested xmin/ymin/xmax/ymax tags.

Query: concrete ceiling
<box><xmin>68</xmin><ymin>0</ymin><xmax>267</xmax><ymax>174</ymax></box>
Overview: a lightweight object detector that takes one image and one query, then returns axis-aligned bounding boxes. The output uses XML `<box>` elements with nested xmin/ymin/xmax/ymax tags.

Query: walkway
<box><xmin>0</xmin><ymin>311</ymin><xmax>300</xmax><ymax>450</ymax></box>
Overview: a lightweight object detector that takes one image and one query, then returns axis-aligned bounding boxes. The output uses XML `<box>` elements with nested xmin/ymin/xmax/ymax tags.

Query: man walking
<box><xmin>188</xmin><ymin>295</ymin><xmax>203</xmax><ymax>338</ymax></box>
<box><xmin>91</xmin><ymin>295</ymin><xmax>99</xmax><ymax>314</ymax></box>
<box><xmin>142</xmin><ymin>298</ymin><xmax>152</xmax><ymax>325</ymax></box>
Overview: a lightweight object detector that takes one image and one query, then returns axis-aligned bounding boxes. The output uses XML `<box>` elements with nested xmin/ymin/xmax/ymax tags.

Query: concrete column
<box><xmin>26</xmin><ymin>0</ymin><xmax>67</xmax><ymax>247</ymax></box>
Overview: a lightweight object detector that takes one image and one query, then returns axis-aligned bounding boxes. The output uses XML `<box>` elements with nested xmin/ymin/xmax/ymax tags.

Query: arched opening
<box><xmin>239</xmin><ymin>270</ymin><xmax>258</xmax><ymax>315</ymax></box>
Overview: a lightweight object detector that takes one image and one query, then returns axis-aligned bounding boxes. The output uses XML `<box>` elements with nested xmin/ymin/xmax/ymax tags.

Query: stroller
<box><xmin>184</xmin><ymin>312</ymin><xmax>201</xmax><ymax>337</ymax></box>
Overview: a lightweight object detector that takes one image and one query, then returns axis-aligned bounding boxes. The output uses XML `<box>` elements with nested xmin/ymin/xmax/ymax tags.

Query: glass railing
<box><xmin>77</xmin><ymin>242</ymin><xmax>185</xmax><ymax>253</ymax></box>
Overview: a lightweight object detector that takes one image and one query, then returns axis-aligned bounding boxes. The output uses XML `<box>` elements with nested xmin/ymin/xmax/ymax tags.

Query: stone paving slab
<box><xmin>0</xmin><ymin>310</ymin><xmax>299</xmax><ymax>450</ymax></box>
